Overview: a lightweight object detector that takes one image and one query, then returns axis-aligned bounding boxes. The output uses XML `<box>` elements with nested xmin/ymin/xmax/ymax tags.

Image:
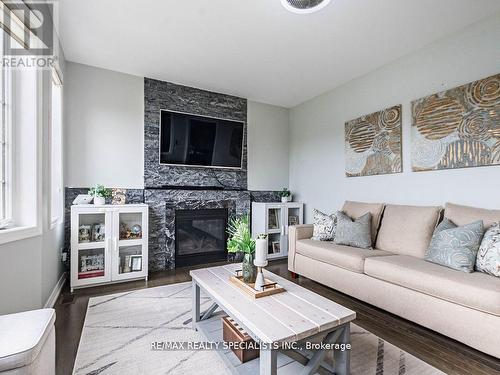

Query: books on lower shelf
<box><xmin>78</xmin><ymin>270</ymin><xmax>105</xmax><ymax>279</ymax></box>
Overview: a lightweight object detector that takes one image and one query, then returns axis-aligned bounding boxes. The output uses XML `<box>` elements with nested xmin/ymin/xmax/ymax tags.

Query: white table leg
<box><xmin>260</xmin><ymin>348</ymin><xmax>277</xmax><ymax>375</ymax></box>
<box><xmin>192</xmin><ymin>281</ymin><xmax>200</xmax><ymax>329</ymax></box>
<box><xmin>334</xmin><ymin>324</ymin><xmax>350</xmax><ymax>375</ymax></box>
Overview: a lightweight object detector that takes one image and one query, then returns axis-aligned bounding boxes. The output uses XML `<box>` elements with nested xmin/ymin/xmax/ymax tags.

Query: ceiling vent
<box><xmin>280</xmin><ymin>0</ymin><xmax>332</xmax><ymax>14</ymax></box>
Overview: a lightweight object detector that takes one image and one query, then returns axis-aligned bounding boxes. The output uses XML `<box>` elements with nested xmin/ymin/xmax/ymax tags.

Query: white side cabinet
<box><xmin>251</xmin><ymin>202</ymin><xmax>304</xmax><ymax>260</ymax></box>
<box><xmin>71</xmin><ymin>204</ymin><xmax>148</xmax><ymax>292</ymax></box>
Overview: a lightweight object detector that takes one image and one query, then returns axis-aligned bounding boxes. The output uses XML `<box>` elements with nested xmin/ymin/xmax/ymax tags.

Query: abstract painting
<box><xmin>412</xmin><ymin>73</ymin><xmax>500</xmax><ymax>171</ymax></box>
<box><xmin>345</xmin><ymin>105</ymin><xmax>402</xmax><ymax>177</ymax></box>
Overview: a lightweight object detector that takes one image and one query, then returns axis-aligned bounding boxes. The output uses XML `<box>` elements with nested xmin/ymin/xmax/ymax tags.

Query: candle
<box><xmin>255</xmin><ymin>238</ymin><xmax>267</xmax><ymax>264</ymax></box>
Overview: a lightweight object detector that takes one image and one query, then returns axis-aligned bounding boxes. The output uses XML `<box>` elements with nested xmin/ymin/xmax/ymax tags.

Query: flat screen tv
<box><xmin>159</xmin><ymin>110</ymin><xmax>244</xmax><ymax>169</ymax></box>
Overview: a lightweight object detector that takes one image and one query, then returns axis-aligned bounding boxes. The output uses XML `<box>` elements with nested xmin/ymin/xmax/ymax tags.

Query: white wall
<box><xmin>65</xmin><ymin>62</ymin><xmax>290</xmax><ymax>190</ymax></box>
<box><xmin>247</xmin><ymin>101</ymin><xmax>289</xmax><ymax>190</ymax></box>
<box><xmin>289</xmin><ymin>14</ymin><xmax>500</xmax><ymax>222</ymax></box>
<box><xmin>0</xmin><ymin>63</ymin><xmax>65</xmax><ymax>315</ymax></box>
<box><xmin>65</xmin><ymin>62</ymin><xmax>144</xmax><ymax>188</ymax></box>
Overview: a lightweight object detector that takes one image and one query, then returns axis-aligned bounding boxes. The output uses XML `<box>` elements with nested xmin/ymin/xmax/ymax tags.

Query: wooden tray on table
<box><xmin>229</xmin><ymin>272</ymin><xmax>285</xmax><ymax>299</ymax></box>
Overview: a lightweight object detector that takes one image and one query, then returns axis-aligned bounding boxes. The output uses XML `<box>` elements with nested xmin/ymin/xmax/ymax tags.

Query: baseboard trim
<box><xmin>44</xmin><ymin>272</ymin><xmax>66</xmax><ymax>308</ymax></box>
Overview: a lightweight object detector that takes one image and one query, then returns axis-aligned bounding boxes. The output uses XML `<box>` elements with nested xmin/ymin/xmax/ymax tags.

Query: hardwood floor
<box><xmin>54</xmin><ymin>259</ymin><xmax>500</xmax><ymax>375</ymax></box>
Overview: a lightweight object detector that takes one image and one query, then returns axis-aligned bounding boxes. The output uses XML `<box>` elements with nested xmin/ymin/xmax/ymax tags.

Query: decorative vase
<box><xmin>93</xmin><ymin>196</ymin><xmax>106</xmax><ymax>205</ymax></box>
<box><xmin>281</xmin><ymin>195</ymin><xmax>292</xmax><ymax>203</ymax></box>
<box><xmin>242</xmin><ymin>252</ymin><xmax>256</xmax><ymax>283</ymax></box>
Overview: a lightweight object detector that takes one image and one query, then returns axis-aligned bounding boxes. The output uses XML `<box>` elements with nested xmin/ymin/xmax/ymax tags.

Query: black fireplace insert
<box><xmin>175</xmin><ymin>208</ymin><xmax>228</xmax><ymax>267</ymax></box>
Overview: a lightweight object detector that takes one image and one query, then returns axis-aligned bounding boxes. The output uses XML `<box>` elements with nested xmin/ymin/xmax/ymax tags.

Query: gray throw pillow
<box><xmin>334</xmin><ymin>211</ymin><xmax>372</xmax><ymax>249</ymax></box>
<box><xmin>476</xmin><ymin>222</ymin><xmax>500</xmax><ymax>277</ymax></box>
<box><xmin>312</xmin><ymin>209</ymin><xmax>337</xmax><ymax>241</ymax></box>
<box><xmin>425</xmin><ymin>218</ymin><xmax>484</xmax><ymax>273</ymax></box>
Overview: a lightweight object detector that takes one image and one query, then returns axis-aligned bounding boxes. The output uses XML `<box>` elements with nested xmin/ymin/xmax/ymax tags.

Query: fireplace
<box><xmin>175</xmin><ymin>208</ymin><xmax>228</xmax><ymax>267</ymax></box>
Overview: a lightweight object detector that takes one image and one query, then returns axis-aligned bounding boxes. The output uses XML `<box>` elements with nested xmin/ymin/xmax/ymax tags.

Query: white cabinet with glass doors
<box><xmin>70</xmin><ymin>204</ymin><xmax>148</xmax><ymax>292</ymax></box>
<box><xmin>251</xmin><ymin>202</ymin><xmax>304</xmax><ymax>260</ymax></box>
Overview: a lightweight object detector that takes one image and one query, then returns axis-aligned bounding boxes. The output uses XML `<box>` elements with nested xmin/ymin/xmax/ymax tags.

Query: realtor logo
<box><xmin>1</xmin><ymin>1</ymin><xmax>53</xmax><ymax>56</ymax></box>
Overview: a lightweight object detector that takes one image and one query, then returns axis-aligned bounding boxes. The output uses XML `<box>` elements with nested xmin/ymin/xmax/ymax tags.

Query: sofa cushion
<box><xmin>311</xmin><ymin>209</ymin><xmax>337</xmax><ymax>241</ymax></box>
<box><xmin>342</xmin><ymin>201</ymin><xmax>385</xmax><ymax>244</ymax></box>
<box><xmin>295</xmin><ymin>239</ymin><xmax>391</xmax><ymax>273</ymax></box>
<box><xmin>425</xmin><ymin>219</ymin><xmax>484</xmax><ymax>273</ymax></box>
<box><xmin>445</xmin><ymin>202</ymin><xmax>500</xmax><ymax>229</ymax></box>
<box><xmin>364</xmin><ymin>255</ymin><xmax>500</xmax><ymax>316</ymax></box>
<box><xmin>476</xmin><ymin>222</ymin><xmax>500</xmax><ymax>277</ymax></box>
<box><xmin>334</xmin><ymin>211</ymin><xmax>372</xmax><ymax>249</ymax></box>
<box><xmin>375</xmin><ymin>204</ymin><xmax>441</xmax><ymax>258</ymax></box>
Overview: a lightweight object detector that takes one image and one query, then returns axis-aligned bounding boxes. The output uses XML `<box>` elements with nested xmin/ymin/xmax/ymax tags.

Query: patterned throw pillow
<box><xmin>425</xmin><ymin>218</ymin><xmax>484</xmax><ymax>273</ymax></box>
<box><xmin>312</xmin><ymin>209</ymin><xmax>337</xmax><ymax>241</ymax></box>
<box><xmin>476</xmin><ymin>222</ymin><xmax>500</xmax><ymax>277</ymax></box>
<box><xmin>334</xmin><ymin>211</ymin><xmax>372</xmax><ymax>249</ymax></box>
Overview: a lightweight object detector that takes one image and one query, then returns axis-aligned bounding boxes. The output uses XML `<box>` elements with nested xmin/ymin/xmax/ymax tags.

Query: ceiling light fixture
<box><xmin>280</xmin><ymin>0</ymin><xmax>332</xmax><ymax>14</ymax></box>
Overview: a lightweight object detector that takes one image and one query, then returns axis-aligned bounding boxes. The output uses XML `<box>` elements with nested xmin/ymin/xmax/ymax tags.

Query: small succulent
<box><xmin>279</xmin><ymin>188</ymin><xmax>291</xmax><ymax>198</ymax></box>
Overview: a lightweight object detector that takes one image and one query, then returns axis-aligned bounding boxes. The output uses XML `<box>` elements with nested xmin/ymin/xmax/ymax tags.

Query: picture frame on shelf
<box><xmin>78</xmin><ymin>225</ymin><xmax>91</xmax><ymax>243</ymax></box>
<box><xmin>130</xmin><ymin>255</ymin><xmax>142</xmax><ymax>271</ymax></box>
<box><xmin>80</xmin><ymin>253</ymin><xmax>104</xmax><ymax>272</ymax></box>
<box><xmin>271</xmin><ymin>241</ymin><xmax>280</xmax><ymax>254</ymax></box>
<box><xmin>91</xmin><ymin>223</ymin><xmax>105</xmax><ymax>242</ymax></box>
<box><xmin>288</xmin><ymin>215</ymin><xmax>299</xmax><ymax>226</ymax></box>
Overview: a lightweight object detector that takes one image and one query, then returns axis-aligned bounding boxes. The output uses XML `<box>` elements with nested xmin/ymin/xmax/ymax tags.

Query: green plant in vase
<box><xmin>88</xmin><ymin>184</ymin><xmax>112</xmax><ymax>205</ymax></box>
<box><xmin>279</xmin><ymin>187</ymin><xmax>292</xmax><ymax>202</ymax></box>
<box><xmin>227</xmin><ymin>215</ymin><xmax>256</xmax><ymax>283</ymax></box>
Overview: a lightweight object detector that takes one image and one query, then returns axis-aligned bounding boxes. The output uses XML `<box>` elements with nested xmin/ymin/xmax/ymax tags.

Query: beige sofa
<box><xmin>288</xmin><ymin>201</ymin><xmax>500</xmax><ymax>359</ymax></box>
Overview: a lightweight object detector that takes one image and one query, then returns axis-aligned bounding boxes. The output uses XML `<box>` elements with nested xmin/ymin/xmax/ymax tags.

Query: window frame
<box><xmin>0</xmin><ymin>71</ymin><xmax>43</xmax><ymax>245</ymax></box>
<box><xmin>49</xmin><ymin>71</ymin><xmax>63</xmax><ymax>228</ymax></box>
<box><xmin>0</xmin><ymin>58</ymin><xmax>12</xmax><ymax>229</ymax></box>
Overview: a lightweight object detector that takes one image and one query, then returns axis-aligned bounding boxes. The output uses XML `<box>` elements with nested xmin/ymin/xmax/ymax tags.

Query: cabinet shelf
<box><xmin>77</xmin><ymin>241</ymin><xmax>105</xmax><ymax>250</ymax></box>
<box><xmin>118</xmin><ymin>238</ymin><xmax>143</xmax><ymax>247</ymax></box>
<box><xmin>266</xmin><ymin>229</ymin><xmax>281</xmax><ymax>234</ymax></box>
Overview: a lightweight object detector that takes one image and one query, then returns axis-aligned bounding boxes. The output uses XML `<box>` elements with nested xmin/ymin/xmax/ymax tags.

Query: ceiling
<box><xmin>59</xmin><ymin>0</ymin><xmax>500</xmax><ymax>108</ymax></box>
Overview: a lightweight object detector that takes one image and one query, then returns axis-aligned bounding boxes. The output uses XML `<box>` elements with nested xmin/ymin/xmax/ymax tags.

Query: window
<box><xmin>0</xmin><ymin>28</ymin><xmax>40</xmax><ymax>244</ymax></box>
<box><xmin>50</xmin><ymin>71</ymin><xmax>63</xmax><ymax>227</ymax></box>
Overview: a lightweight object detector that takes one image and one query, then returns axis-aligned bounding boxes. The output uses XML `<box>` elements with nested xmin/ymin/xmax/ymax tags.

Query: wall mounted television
<box><xmin>159</xmin><ymin>110</ymin><xmax>244</xmax><ymax>169</ymax></box>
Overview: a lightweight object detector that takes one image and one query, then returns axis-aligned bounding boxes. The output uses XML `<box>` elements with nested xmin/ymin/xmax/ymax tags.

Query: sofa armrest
<box><xmin>288</xmin><ymin>224</ymin><xmax>314</xmax><ymax>272</ymax></box>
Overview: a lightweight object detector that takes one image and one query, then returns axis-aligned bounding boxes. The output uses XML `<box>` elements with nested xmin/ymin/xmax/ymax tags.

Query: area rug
<box><xmin>73</xmin><ymin>282</ymin><xmax>444</xmax><ymax>375</ymax></box>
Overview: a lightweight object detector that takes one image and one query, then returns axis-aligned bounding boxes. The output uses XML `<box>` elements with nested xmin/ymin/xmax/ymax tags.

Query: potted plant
<box><xmin>227</xmin><ymin>215</ymin><xmax>256</xmax><ymax>283</ymax></box>
<box><xmin>88</xmin><ymin>184</ymin><xmax>112</xmax><ymax>205</ymax></box>
<box><xmin>279</xmin><ymin>187</ymin><xmax>292</xmax><ymax>203</ymax></box>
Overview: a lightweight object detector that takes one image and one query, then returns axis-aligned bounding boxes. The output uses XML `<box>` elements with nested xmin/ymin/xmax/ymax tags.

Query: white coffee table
<box><xmin>190</xmin><ymin>263</ymin><xmax>356</xmax><ymax>375</ymax></box>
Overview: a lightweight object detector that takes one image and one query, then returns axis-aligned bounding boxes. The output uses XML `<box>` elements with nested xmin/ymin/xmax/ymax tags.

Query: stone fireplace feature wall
<box><xmin>144</xmin><ymin>78</ymin><xmax>248</xmax><ymax>189</ymax></box>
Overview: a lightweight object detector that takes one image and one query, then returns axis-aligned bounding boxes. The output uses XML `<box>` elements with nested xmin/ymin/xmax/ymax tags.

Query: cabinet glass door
<box><xmin>119</xmin><ymin>212</ymin><xmax>144</xmax><ymax>241</ymax></box>
<box><xmin>74</xmin><ymin>211</ymin><xmax>112</xmax><ymax>284</ymax></box>
<box><xmin>113</xmin><ymin>209</ymin><xmax>147</xmax><ymax>279</ymax></box>
<box><xmin>118</xmin><ymin>245</ymin><xmax>143</xmax><ymax>274</ymax></box>
<box><xmin>267</xmin><ymin>206</ymin><xmax>282</xmax><ymax>233</ymax></box>
<box><xmin>267</xmin><ymin>232</ymin><xmax>283</xmax><ymax>258</ymax></box>
<box><xmin>77</xmin><ymin>248</ymin><xmax>106</xmax><ymax>280</ymax></box>
<box><xmin>77</xmin><ymin>212</ymin><xmax>107</xmax><ymax>244</ymax></box>
<box><xmin>286</xmin><ymin>206</ymin><xmax>302</xmax><ymax>227</ymax></box>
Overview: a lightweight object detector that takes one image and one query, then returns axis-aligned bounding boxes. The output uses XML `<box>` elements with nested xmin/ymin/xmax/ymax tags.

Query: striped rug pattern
<box><xmin>73</xmin><ymin>282</ymin><xmax>444</xmax><ymax>375</ymax></box>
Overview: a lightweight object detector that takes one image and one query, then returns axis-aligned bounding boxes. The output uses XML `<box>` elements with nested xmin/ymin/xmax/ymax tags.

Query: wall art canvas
<box><xmin>345</xmin><ymin>105</ymin><xmax>402</xmax><ymax>177</ymax></box>
<box><xmin>412</xmin><ymin>73</ymin><xmax>500</xmax><ymax>171</ymax></box>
